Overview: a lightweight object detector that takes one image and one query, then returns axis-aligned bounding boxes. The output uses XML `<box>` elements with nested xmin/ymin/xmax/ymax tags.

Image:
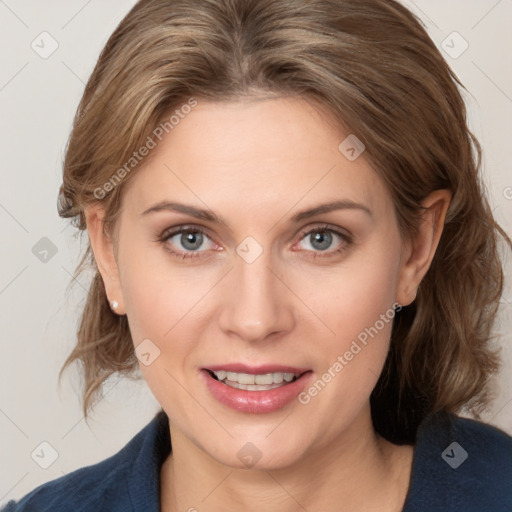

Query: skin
<box><xmin>86</xmin><ymin>97</ymin><xmax>451</xmax><ymax>512</ymax></box>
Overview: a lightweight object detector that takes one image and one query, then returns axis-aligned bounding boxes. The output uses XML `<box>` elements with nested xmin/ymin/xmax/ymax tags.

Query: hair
<box><xmin>57</xmin><ymin>0</ymin><xmax>510</xmax><ymax>443</ymax></box>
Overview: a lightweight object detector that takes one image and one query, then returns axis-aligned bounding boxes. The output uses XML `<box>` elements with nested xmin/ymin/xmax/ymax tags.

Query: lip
<box><xmin>205</xmin><ymin>363</ymin><xmax>310</xmax><ymax>374</ymax></box>
<box><xmin>201</xmin><ymin>366</ymin><xmax>313</xmax><ymax>414</ymax></box>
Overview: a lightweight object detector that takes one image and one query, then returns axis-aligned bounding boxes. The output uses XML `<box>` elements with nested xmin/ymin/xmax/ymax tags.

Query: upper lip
<box><xmin>204</xmin><ymin>363</ymin><xmax>310</xmax><ymax>374</ymax></box>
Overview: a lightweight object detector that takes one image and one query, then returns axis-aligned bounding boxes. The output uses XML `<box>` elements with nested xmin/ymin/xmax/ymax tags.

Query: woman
<box><xmin>3</xmin><ymin>0</ymin><xmax>511</xmax><ymax>510</ymax></box>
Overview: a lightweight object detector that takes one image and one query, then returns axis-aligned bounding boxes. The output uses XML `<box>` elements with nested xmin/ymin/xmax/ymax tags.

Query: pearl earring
<box><xmin>111</xmin><ymin>300</ymin><xmax>119</xmax><ymax>310</ymax></box>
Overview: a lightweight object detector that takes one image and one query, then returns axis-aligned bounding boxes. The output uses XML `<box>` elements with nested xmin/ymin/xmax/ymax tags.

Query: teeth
<box><xmin>238</xmin><ymin>373</ymin><xmax>255</xmax><ymax>385</ymax></box>
<box><xmin>211</xmin><ymin>370</ymin><xmax>301</xmax><ymax>386</ymax></box>
<box><xmin>215</xmin><ymin>370</ymin><xmax>227</xmax><ymax>381</ymax></box>
<box><xmin>225</xmin><ymin>381</ymin><xmax>285</xmax><ymax>391</ymax></box>
<box><xmin>273</xmin><ymin>372</ymin><xmax>284</xmax><ymax>383</ymax></box>
<box><xmin>254</xmin><ymin>374</ymin><xmax>273</xmax><ymax>385</ymax></box>
<box><xmin>226</xmin><ymin>371</ymin><xmax>237</xmax><ymax>381</ymax></box>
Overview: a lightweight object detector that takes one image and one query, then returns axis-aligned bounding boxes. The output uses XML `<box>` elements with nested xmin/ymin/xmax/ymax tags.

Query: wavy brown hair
<box><xmin>57</xmin><ymin>0</ymin><xmax>510</xmax><ymax>442</ymax></box>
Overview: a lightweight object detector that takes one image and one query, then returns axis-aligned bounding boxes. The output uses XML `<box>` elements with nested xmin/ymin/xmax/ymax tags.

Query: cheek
<box><xmin>118</xmin><ymin>260</ymin><xmax>210</xmax><ymax>411</ymax></box>
<box><xmin>297</xmin><ymin>238</ymin><xmax>400</xmax><ymax>345</ymax></box>
<box><xmin>117</xmin><ymin>244</ymin><xmax>225</xmax><ymax>407</ymax></box>
<box><xmin>335</xmin><ymin>256</ymin><xmax>399</xmax><ymax>342</ymax></box>
<box><xmin>293</xmin><ymin>234</ymin><xmax>401</xmax><ymax>405</ymax></box>
<box><xmin>117</xmin><ymin>233</ymin><xmax>213</xmax><ymax>340</ymax></box>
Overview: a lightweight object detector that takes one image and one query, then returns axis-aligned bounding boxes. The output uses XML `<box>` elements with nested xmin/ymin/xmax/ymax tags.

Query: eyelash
<box><xmin>295</xmin><ymin>224</ymin><xmax>352</xmax><ymax>259</ymax></box>
<box><xmin>158</xmin><ymin>224</ymin><xmax>352</xmax><ymax>260</ymax></box>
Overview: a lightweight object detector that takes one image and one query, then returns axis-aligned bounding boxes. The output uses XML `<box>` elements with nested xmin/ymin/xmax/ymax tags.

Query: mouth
<box><xmin>206</xmin><ymin>369</ymin><xmax>304</xmax><ymax>391</ymax></box>
<box><xmin>201</xmin><ymin>365</ymin><xmax>313</xmax><ymax>413</ymax></box>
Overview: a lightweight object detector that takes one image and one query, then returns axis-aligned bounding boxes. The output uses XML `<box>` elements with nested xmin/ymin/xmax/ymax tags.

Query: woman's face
<box><xmin>99</xmin><ymin>97</ymin><xmax>415</xmax><ymax>468</ymax></box>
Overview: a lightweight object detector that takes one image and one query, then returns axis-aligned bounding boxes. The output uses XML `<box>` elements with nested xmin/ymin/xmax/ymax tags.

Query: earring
<box><xmin>111</xmin><ymin>300</ymin><xmax>119</xmax><ymax>310</ymax></box>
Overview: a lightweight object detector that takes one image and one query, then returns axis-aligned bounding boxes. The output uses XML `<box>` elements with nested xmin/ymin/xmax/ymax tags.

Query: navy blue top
<box><xmin>2</xmin><ymin>410</ymin><xmax>511</xmax><ymax>511</ymax></box>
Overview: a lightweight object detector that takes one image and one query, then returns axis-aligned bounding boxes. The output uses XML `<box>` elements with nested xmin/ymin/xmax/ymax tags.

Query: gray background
<box><xmin>1</xmin><ymin>0</ymin><xmax>511</xmax><ymax>503</ymax></box>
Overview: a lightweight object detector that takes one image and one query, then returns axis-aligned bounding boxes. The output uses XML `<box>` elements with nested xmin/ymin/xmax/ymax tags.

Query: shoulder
<box><xmin>1</xmin><ymin>410</ymin><xmax>170</xmax><ymax>512</ymax></box>
<box><xmin>403</xmin><ymin>411</ymin><xmax>512</xmax><ymax>511</ymax></box>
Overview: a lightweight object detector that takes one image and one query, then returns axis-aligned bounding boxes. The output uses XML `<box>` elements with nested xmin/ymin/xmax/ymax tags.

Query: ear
<box><xmin>396</xmin><ymin>189</ymin><xmax>451</xmax><ymax>307</ymax></box>
<box><xmin>85</xmin><ymin>203</ymin><xmax>125</xmax><ymax>315</ymax></box>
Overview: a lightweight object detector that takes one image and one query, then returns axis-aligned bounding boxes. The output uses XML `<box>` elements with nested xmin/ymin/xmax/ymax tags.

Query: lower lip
<box><xmin>202</xmin><ymin>370</ymin><xmax>313</xmax><ymax>413</ymax></box>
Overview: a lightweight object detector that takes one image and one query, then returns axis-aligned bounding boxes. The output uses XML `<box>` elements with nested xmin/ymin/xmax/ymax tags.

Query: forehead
<box><xmin>121</xmin><ymin>97</ymin><xmax>392</xmax><ymax>223</ymax></box>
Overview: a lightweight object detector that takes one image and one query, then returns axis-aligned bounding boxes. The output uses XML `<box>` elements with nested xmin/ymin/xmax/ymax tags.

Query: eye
<box><xmin>159</xmin><ymin>226</ymin><xmax>218</xmax><ymax>258</ymax></box>
<box><xmin>295</xmin><ymin>224</ymin><xmax>351</xmax><ymax>257</ymax></box>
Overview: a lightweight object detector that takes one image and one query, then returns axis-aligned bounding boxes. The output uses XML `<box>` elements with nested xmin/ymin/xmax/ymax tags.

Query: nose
<box><xmin>218</xmin><ymin>250</ymin><xmax>295</xmax><ymax>343</ymax></box>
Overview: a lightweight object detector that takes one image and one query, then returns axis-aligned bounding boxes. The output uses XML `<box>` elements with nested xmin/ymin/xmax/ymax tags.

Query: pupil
<box><xmin>311</xmin><ymin>231</ymin><xmax>332</xmax><ymax>251</ymax></box>
<box><xmin>181</xmin><ymin>231</ymin><xmax>203</xmax><ymax>250</ymax></box>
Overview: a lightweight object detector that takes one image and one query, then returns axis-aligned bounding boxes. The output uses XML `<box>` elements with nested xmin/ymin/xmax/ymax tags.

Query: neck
<box><xmin>160</xmin><ymin>406</ymin><xmax>413</xmax><ymax>512</ymax></box>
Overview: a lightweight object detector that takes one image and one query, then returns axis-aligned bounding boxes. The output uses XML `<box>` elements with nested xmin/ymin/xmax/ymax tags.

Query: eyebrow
<box><xmin>291</xmin><ymin>200</ymin><xmax>372</xmax><ymax>222</ymax></box>
<box><xmin>140</xmin><ymin>199</ymin><xmax>372</xmax><ymax>224</ymax></box>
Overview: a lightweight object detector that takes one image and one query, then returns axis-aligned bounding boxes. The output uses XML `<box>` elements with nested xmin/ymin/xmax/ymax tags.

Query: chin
<box><xmin>199</xmin><ymin>428</ymin><xmax>311</xmax><ymax>471</ymax></box>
